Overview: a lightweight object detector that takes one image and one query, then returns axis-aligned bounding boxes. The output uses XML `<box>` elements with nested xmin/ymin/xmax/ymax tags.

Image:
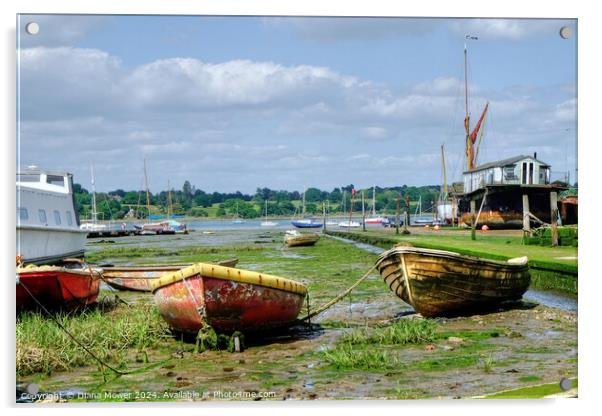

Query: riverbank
<box><xmin>16</xmin><ymin>229</ymin><xmax>577</xmax><ymax>401</ymax></box>
<box><xmin>324</xmin><ymin>228</ymin><xmax>578</xmax><ymax>295</ymax></box>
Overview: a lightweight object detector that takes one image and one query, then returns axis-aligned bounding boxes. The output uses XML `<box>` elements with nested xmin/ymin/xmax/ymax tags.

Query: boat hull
<box><xmin>151</xmin><ymin>263</ymin><xmax>307</xmax><ymax>333</ymax></box>
<box><xmin>375</xmin><ymin>247</ymin><xmax>530</xmax><ymax>317</ymax></box>
<box><xmin>103</xmin><ymin>259</ymin><xmax>239</xmax><ymax>292</ymax></box>
<box><xmin>291</xmin><ymin>221</ymin><xmax>323</xmax><ymax>229</ymax></box>
<box><xmin>16</xmin><ymin>266</ymin><xmax>101</xmax><ymax>311</ymax></box>
<box><xmin>284</xmin><ymin>233</ymin><xmax>320</xmax><ymax>247</ymax></box>
<box><xmin>17</xmin><ymin>226</ymin><xmax>88</xmax><ymax>265</ymax></box>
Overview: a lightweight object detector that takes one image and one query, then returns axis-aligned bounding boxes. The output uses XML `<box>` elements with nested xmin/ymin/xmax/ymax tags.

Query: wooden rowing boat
<box><xmin>102</xmin><ymin>258</ymin><xmax>239</xmax><ymax>292</ymax></box>
<box><xmin>17</xmin><ymin>263</ymin><xmax>102</xmax><ymax>311</ymax></box>
<box><xmin>375</xmin><ymin>246</ymin><xmax>530</xmax><ymax>317</ymax></box>
<box><xmin>150</xmin><ymin>263</ymin><xmax>307</xmax><ymax>333</ymax></box>
<box><xmin>284</xmin><ymin>230</ymin><xmax>320</xmax><ymax>247</ymax></box>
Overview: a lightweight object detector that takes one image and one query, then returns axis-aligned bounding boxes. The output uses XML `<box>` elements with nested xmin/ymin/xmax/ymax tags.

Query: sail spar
<box><xmin>465</xmin><ymin>102</ymin><xmax>489</xmax><ymax>171</ymax></box>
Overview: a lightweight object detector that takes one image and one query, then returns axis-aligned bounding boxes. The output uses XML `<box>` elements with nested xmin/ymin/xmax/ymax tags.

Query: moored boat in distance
<box><xmin>17</xmin><ymin>166</ymin><xmax>88</xmax><ymax>265</ymax></box>
<box><xmin>260</xmin><ymin>199</ymin><xmax>278</xmax><ymax>226</ymax></box>
<box><xmin>365</xmin><ymin>217</ymin><xmax>386</xmax><ymax>225</ymax></box>
<box><xmin>17</xmin><ymin>262</ymin><xmax>102</xmax><ymax>311</ymax></box>
<box><xmin>151</xmin><ymin>263</ymin><xmax>307</xmax><ymax>333</ymax></box>
<box><xmin>291</xmin><ymin>219</ymin><xmax>323</xmax><ymax>229</ymax></box>
<box><xmin>365</xmin><ymin>187</ymin><xmax>385</xmax><ymax>224</ymax></box>
<box><xmin>102</xmin><ymin>258</ymin><xmax>239</xmax><ymax>292</ymax></box>
<box><xmin>284</xmin><ymin>230</ymin><xmax>320</xmax><ymax>247</ymax></box>
<box><xmin>338</xmin><ymin>220</ymin><xmax>361</xmax><ymax>228</ymax></box>
<box><xmin>375</xmin><ymin>246</ymin><xmax>530</xmax><ymax>317</ymax></box>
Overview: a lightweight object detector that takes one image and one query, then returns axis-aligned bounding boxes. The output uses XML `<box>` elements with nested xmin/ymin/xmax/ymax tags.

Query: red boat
<box><xmin>150</xmin><ymin>263</ymin><xmax>307</xmax><ymax>333</ymax></box>
<box><xmin>17</xmin><ymin>264</ymin><xmax>101</xmax><ymax>311</ymax></box>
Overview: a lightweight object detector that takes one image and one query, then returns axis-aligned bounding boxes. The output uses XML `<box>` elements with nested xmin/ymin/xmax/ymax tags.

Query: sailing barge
<box><xmin>375</xmin><ymin>246</ymin><xmax>530</xmax><ymax>317</ymax></box>
<box><xmin>452</xmin><ymin>37</ymin><xmax>566</xmax><ymax>229</ymax></box>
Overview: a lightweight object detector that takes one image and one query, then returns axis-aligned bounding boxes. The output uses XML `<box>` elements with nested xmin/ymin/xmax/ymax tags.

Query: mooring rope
<box><xmin>300</xmin><ymin>263</ymin><xmax>378</xmax><ymax>321</ymax></box>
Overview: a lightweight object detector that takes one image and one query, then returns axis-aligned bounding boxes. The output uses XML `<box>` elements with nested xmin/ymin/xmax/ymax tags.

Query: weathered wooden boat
<box><xmin>150</xmin><ymin>263</ymin><xmax>307</xmax><ymax>333</ymax></box>
<box><xmin>16</xmin><ymin>263</ymin><xmax>102</xmax><ymax>311</ymax></box>
<box><xmin>375</xmin><ymin>246</ymin><xmax>530</xmax><ymax>317</ymax></box>
<box><xmin>102</xmin><ymin>258</ymin><xmax>239</xmax><ymax>292</ymax></box>
<box><xmin>284</xmin><ymin>230</ymin><xmax>320</xmax><ymax>247</ymax></box>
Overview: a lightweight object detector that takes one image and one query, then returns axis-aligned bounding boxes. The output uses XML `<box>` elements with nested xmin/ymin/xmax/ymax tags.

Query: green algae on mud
<box><xmin>17</xmin><ymin>229</ymin><xmax>578</xmax><ymax>401</ymax></box>
<box><xmin>481</xmin><ymin>378</ymin><xmax>578</xmax><ymax>398</ymax></box>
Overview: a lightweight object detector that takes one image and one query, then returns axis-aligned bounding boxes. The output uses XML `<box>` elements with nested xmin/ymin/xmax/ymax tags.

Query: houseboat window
<box><xmin>539</xmin><ymin>167</ymin><xmax>549</xmax><ymax>184</ymax></box>
<box><xmin>53</xmin><ymin>210</ymin><xmax>62</xmax><ymax>225</ymax></box>
<box><xmin>46</xmin><ymin>175</ymin><xmax>65</xmax><ymax>186</ymax></box>
<box><xmin>66</xmin><ymin>211</ymin><xmax>73</xmax><ymax>226</ymax></box>
<box><xmin>503</xmin><ymin>165</ymin><xmax>517</xmax><ymax>180</ymax></box>
<box><xmin>528</xmin><ymin>163</ymin><xmax>534</xmax><ymax>184</ymax></box>
<box><xmin>38</xmin><ymin>209</ymin><xmax>47</xmax><ymax>224</ymax></box>
<box><xmin>17</xmin><ymin>207</ymin><xmax>29</xmax><ymax>221</ymax></box>
<box><xmin>17</xmin><ymin>173</ymin><xmax>39</xmax><ymax>182</ymax></box>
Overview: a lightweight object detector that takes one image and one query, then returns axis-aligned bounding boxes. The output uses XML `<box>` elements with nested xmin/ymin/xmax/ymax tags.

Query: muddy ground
<box><xmin>17</xmin><ymin>229</ymin><xmax>578</xmax><ymax>401</ymax></box>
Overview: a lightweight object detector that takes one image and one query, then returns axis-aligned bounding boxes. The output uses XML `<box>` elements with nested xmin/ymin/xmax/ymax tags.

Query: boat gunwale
<box><xmin>376</xmin><ymin>246</ymin><xmax>529</xmax><ymax>269</ymax></box>
<box><xmin>17</xmin><ymin>265</ymin><xmax>103</xmax><ymax>278</ymax></box>
<box><xmin>150</xmin><ymin>263</ymin><xmax>307</xmax><ymax>296</ymax></box>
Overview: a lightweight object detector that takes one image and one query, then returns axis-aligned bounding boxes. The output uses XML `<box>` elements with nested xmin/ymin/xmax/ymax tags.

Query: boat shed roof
<box><xmin>464</xmin><ymin>155</ymin><xmax>550</xmax><ymax>174</ymax></box>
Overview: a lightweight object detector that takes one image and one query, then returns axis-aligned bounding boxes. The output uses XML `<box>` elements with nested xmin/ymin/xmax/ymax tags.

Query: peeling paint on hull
<box><xmin>153</xmin><ymin>275</ymin><xmax>305</xmax><ymax>333</ymax></box>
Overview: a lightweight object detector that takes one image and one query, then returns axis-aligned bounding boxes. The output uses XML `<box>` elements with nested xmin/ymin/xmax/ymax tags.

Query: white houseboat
<box><xmin>457</xmin><ymin>154</ymin><xmax>566</xmax><ymax>228</ymax></box>
<box><xmin>17</xmin><ymin>166</ymin><xmax>88</xmax><ymax>264</ymax></box>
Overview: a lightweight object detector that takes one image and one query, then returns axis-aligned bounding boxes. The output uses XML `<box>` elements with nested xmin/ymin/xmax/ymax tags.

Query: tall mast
<box><xmin>302</xmin><ymin>188</ymin><xmax>306</xmax><ymax>216</ymax></box>
<box><xmin>90</xmin><ymin>163</ymin><xmax>98</xmax><ymax>223</ymax></box>
<box><xmin>441</xmin><ymin>144</ymin><xmax>447</xmax><ymax>201</ymax></box>
<box><xmin>464</xmin><ymin>37</ymin><xmax>470</xmax><ymax>171</ymax></box>
<box><xmin>144</xmin><ymin>158</ymin><xmax>151</xmax><ymax>220</ymax></box>
<box><xmin>372</xmin><ymin>186</ymin><xmax>376</xmax><ymax>216</ymax></box>
<box><xmin>464</xmin><ymin>35</ymin><xmax>478</xmax><ymax>171</ymax></box>
<box><xmin>167</xmin><ymin>179</ymin><xmax>172</xmax><ymax>219</ymax></box>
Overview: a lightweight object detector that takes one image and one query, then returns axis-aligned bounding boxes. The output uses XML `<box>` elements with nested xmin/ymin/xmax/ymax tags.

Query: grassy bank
<box><xmin>16</xmin><ymin>299</ymin><xmax>170</xmax><ymax>377</ymax></box>
<box><xmin>325</xmin><ymin>230</ymin><xmax>578</xmax><ymax>294</ymax></box>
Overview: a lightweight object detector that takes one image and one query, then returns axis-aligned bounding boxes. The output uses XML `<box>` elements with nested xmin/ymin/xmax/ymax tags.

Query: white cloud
<box><xmin>553</xmin><ymin>99</ymin><xmax>577</xmax><ymax>122</ymax></box>
<box><xmin>17</xmin><ymin>46</ymin><xmax>576</xmax><ymax>192</ymax></box>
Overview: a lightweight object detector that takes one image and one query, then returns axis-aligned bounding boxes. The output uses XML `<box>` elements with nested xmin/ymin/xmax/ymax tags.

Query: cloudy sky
<box><xmin>16</xmin><ymin>15</ymin><xmax>577</xmax><ymax>193</ymax></box>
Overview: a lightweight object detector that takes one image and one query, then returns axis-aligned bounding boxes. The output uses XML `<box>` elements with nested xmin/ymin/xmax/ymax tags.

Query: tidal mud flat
<box><xmin>17</xmin><ymin>229</ymin><xmax>577</xmax><ymax>401</ymax></box>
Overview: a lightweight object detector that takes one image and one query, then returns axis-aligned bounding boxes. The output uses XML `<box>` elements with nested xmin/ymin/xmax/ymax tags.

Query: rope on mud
<box><xmin>18</xmin><ymin>280</ymin><xmax>169</xmax><ymax>379</ymax></box>
<box><xmin>300</xmin><ymin>264</ymin><xmax>378</xmax><ymax>321</ymax></box>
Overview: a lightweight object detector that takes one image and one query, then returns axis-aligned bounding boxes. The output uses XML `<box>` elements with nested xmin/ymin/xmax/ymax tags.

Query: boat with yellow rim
<box><xmin>102</xmin><ymin>258</ymin><xmax>238</xmax><ymax>292</ymax></box>
<box><xmin>150</xmin><ymin>263</ymin><xmax>307</xmax><ymax>333</ymax></box>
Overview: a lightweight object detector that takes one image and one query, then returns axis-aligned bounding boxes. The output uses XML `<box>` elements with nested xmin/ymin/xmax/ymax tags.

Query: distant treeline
<box><xmin>74</xmin><ymin>181</ymin><xmax>446</xmax><ymax>221</ymax></box>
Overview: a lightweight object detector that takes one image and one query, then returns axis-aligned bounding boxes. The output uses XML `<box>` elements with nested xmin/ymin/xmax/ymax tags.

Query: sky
<box><xmin>16</xmin><ymin>15</ymin><xmax>577</xmax><ymax>193</ymax></box>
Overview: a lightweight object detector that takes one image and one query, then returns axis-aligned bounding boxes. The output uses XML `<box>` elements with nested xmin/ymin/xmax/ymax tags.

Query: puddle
<box><xmin>524</xmin><ymin>290</ymin><xmax>577</xmax><ymax>312</ymax></box>
<box><xmin>325</xmin><ymin>234</ymin><xmax>385</xmax><ymax>255</ymax></box>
